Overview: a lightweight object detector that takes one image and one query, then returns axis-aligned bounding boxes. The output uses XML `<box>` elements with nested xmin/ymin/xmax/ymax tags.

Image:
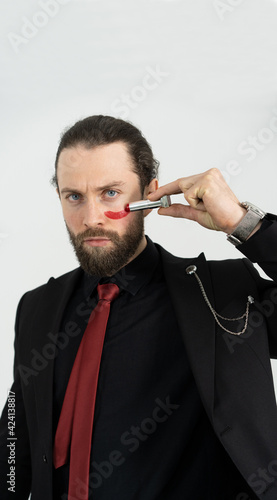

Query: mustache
<box><xmin>69</xmin><ymin>227</ymin><xmax>121</xmax><ymax>245</ymax></box>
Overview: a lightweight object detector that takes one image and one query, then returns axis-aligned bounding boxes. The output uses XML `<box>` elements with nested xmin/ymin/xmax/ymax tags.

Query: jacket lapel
<box><xmin>30</xmin><ymin>267</ymin><xmax>82</xmax><ymax>454</ymax></box>
<box><xmin>158</xmin><ymin>245</ymin><xmax>277</xmax><ymax>497</ymax></box>
<box><xmin>32</xmin><ymin>247</ymin><xmax>217</xmax><ymax>446</ymax></box>
<box><xmin>157</xmin><ymin>245</ymin><xmax>216</xmax><ymax>423</ymax></box>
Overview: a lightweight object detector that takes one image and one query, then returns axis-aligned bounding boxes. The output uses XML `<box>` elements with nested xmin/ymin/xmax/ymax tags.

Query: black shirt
<box><xmin>53</xmin><ymin>237</ymin><xmax>257</xmax><ymax>499</ymax></box>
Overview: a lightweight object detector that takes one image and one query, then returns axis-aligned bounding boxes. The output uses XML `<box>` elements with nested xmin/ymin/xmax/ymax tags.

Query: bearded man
<box><xmin>1</xmin><ymin>115</ymin><xmax>277</xmax><ymax>500</ymax></box>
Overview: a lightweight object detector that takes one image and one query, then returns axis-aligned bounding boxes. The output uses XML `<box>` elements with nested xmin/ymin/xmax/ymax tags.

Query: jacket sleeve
<box><xmin>238</xmin><ymin>215</ymin><xmax>277</xmax><ymax>357</ymax></box>
<box><xmin>239</xmin><ymin>214</ymin><xmax>277</xmax><ymax>282</ymax></box>
<box><xmin>0</xmin><ymin>295</ymin><xmax>32</xmax><ymax>500</ymax></box>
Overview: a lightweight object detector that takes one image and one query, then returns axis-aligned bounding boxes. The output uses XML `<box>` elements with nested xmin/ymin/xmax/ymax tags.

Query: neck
<box><xmin>128</xmin><ymin>235</ymin><xmax>147</xmax><ymax>263</ymax></box>
<box><xmin>115</xmin><ymin>235</ymin><xmax>147</xmax><ymax>274</ymax></box>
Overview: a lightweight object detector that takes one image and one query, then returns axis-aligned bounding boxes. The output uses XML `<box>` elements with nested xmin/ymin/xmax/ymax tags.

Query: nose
<box><xmin>83</xmin><ymin>200</ymin><xmax>106</xmax><ymax>228</ymax></box>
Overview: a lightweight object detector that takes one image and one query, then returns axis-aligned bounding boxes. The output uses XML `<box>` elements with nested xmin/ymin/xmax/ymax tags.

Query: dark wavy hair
<box><xmin>52</xmin><ymin>115</ymin><xmax>159</xmax><ymax>194</ymax></box>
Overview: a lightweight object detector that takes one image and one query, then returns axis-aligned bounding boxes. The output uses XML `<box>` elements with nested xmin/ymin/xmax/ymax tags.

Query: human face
<box><xmin>57</xmin><ymin>142</ymin><xmax>152</xmax><ymax>276</ymax></box>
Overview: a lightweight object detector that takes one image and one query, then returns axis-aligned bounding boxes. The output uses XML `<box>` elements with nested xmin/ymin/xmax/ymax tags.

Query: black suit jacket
<box><xmin>1</xmin><ymin>220</ymin><xmax>277</xmax><ymax>500</ymax></box>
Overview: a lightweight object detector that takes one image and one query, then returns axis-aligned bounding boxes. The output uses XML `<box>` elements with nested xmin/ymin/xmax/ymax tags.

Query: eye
<box><xmin>66</xmin><ymin>193</ymin><xmax>81</xmax><ymax>202</ymax></box>
<box><xmin>105</xmin><ymin>190</ymin><xmax>118</xmax><ymax>198</ymax></box>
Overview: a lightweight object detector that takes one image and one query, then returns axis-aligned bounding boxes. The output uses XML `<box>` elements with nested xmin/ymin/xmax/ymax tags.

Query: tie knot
<box><xmin>97</xmin><ymin>283</ymin><xmax>120</xmax><ymax>303</ymax></box>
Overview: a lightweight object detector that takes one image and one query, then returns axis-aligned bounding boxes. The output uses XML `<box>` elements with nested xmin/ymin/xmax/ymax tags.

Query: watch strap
<box><xmin>227</xmin><ymin>202</ymin><xmax>266</xmax><ymax>246</ymax></box>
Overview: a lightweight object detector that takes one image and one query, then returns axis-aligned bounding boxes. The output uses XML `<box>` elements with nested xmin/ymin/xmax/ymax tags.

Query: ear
<box><xmin>56</xmin><ymin>188</ymin><xmax>61</xmax><ymax>199</ymax></box>
<box><xmin>142</xmin><ymin>178</ymin><xmax>159</xmax><ymax>218</ymax></box>
<box><xmin>143</xmin><ymin>178</ymin><xmax>159</xmax><ymax>197</ymax></box>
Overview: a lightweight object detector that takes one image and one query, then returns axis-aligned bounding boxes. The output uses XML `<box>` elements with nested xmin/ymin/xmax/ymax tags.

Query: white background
<box><xmin>1</xmin><ymin>0</ymin><xmax>277</xmax><ymax>411</ymax></box>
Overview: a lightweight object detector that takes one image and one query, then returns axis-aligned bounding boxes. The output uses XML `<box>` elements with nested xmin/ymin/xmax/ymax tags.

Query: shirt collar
<box><xmin>82</xmin><ymin>236</ymin><xmax>159</xmax><ymax>299</ymax></box>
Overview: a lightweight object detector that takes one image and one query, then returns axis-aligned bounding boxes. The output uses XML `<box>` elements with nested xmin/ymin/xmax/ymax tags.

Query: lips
<box><xmin>83</xmin><ymin>237</ymin><xmax>111</xmax><ymax>247</ymax></box>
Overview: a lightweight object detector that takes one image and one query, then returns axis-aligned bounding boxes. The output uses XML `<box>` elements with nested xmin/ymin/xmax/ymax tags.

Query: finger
<box><xmin>183</xmin><ymin>193</ymin><xmax>206</xmax><ymax>211</ymax></box>
<box><xmin>157</xmin><ymin>204</ymin><xmax>220</xmax><ymax>230</ymax></box>
<box><xmin>148</xmin><ymin>179</ymin><xmax>183</xmax><ymax>200</ymax></box>
<box><xmin>157</xmin><ymin>203</ymin><xmax>199</xmax><ymax>220</ymax></box>
<box><xmin>148</xmin><ymin>174</ymin><xmax>204</xmax><ymax>200</ymax></box>
<box><xmin>184</xmin><ymin>187</ymin><xmax>206</xmax><ymax>210</ymax></box>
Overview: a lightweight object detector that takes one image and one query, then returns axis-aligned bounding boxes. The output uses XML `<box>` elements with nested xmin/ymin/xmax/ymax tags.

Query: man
<box><xmin>0</xmin><ymin>115</ymin><xmax>277</xmax><ymax>500</ymax></box>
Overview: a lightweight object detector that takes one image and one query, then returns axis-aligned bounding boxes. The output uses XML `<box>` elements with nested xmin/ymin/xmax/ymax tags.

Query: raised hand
<box><xmin>148</xmin><ymin>168</ymin><xmax>247</xmax><ymax>233</ymax></box>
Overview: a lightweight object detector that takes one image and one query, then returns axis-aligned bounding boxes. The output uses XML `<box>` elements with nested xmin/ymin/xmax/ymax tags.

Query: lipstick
<box><xmin>104</xmin><ymin>209</ymin><xmax>129</xmax><ymax>219</ymax></box>
<box><xmin>126</xmin><ymin>195</ymin><xmax>171</xmax><ymax>212</ymax></box>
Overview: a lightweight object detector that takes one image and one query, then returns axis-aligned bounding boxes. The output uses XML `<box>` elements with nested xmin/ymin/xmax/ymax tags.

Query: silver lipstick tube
<box><xmin>128</xmin><ymin>195</ymin><xmax>171</xmax><ymax>212</ymax></box>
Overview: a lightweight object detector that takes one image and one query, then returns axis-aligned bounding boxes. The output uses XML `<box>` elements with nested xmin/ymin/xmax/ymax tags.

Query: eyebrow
<box><xmin>60</xmin><ymin>181</ymin><xmax>127</xmax><ymax>195</ymax></box>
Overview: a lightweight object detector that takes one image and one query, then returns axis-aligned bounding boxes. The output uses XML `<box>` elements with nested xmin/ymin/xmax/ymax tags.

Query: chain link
<box><xmin>190</xmin><ymin>270</ymin><xmax>253</xmax><ymax>336</ymax></box>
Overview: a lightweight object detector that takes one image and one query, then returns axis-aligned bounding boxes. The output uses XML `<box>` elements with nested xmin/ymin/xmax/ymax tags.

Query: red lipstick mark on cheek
<box><xmin>104</xmin><ymin>206</ymin><xmax>130</xmax><ymax>220</ymax></box>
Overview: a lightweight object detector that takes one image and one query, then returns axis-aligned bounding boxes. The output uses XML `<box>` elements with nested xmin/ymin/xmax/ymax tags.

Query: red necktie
<box><xmin>53</xmin><ymin>283</ymin><xmax>120</xmax><ymax>500</ymax></box>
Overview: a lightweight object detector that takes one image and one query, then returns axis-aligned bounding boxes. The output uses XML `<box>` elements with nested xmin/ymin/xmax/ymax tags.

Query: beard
<box><xmin>66</xmin><ymin>212</ymin><xmax>145</xmax><ymax>277</ymax></box>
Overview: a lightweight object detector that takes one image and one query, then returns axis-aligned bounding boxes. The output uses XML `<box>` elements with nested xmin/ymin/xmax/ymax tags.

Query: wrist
<box><xmin>227</xmin><ymin>206</ymin><xmax>248</xmax><ymax>234</ymax></box>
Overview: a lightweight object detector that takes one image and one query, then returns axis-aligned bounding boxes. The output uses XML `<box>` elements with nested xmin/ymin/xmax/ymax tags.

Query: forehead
<box><xmin>57</xmin><ymin>142</ymin><xmax>136</xmax><ymax>187</ymax></box>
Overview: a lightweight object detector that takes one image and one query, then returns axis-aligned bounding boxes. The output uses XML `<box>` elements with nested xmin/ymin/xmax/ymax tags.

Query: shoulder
<box><xmin>17</xmin><ymin>267</ymin><xmax>82</xmax><ymax>311</ymax></box>
<box><xmin>154</xmin><ymin>241</ymin><xmax>259</xmax><ymax>290</ymax></box>
<box><xmin>154</xmin><ymin>241</ymin><xmax>252</xmax><ymax>273</ymax></box>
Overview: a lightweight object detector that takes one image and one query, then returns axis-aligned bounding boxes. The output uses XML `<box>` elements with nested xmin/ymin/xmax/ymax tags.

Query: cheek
<box><xmin>109</xmin><ymin>212</ymin><xmax>137</xmax><ymax>233</ymax></box>
<box><xmin>62</xmin><ymin>206</ymin><xmax>82</xmax><ymax>229</ymax></box>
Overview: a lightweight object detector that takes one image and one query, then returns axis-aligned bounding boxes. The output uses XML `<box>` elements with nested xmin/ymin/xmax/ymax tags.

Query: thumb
<box><xmin>157</xmin><ymin>203</ymin><xmax>198</xmax><ymax>220</ymax></box>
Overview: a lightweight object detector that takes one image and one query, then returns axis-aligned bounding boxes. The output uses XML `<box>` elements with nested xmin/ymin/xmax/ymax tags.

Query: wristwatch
<box><xmin>227</xmin><ymin>201</ymin><xmax>266</xmax><ymax>246</ymax></box>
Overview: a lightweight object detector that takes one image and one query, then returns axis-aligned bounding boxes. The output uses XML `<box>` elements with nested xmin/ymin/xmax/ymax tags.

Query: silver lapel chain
<box><xmin>186</xmin><ymin>265</ymin><xmax>255</xmax><ymax>336</ymax></box>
